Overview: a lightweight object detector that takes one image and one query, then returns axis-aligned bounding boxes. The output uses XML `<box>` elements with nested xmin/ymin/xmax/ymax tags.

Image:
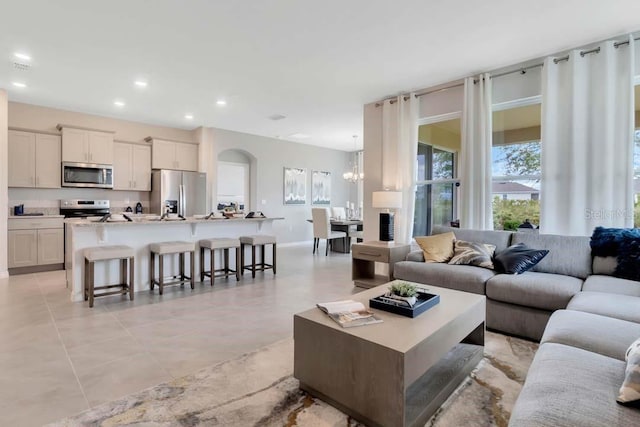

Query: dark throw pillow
<box><xmin>615</xmin><ymin>238</ymin><xmax>640</xmax><ymax>282</ymax></box>
<box><xmin>591</xmin><ymin>227</ymin><xmax>640</xmax><ymax>257</ymax></box>
<box><xmin>494</xmin><ymin>243</ymin><xmax>549</xmax><ymax>275</ymax></box>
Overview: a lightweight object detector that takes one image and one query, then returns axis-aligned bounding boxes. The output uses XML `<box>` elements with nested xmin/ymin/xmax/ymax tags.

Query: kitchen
<box><xmin>4</xmin><ymin>101</ymin><xmax>354</xmax><ymax>299</ymax></box>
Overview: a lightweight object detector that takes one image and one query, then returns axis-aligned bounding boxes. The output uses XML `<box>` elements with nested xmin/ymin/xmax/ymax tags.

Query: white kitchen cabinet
<box><xmin>37</xmin><ymin>229</ymin><xmax>64</xmax><ymax>265</ymax></box>
<box><xmin>148</xmin><ymin>137</ymin><xmax>198</xmax><ymax>171</ymax></box>
<box><xmin>8</xmin><ymin>217</ymin><xmax>65</xmax><ymax>270</ymax></box>
<box><xmin>8</xmin><ymin>230</ymin><xmax>38</xmax><ymax>268</ymax></box>
<box><xmin>8</xmin><ymin>130</ymin><xmax>61</xmax><ymax>188</ymax></box>
<box><xmin>113</xmin><ymin>142</ymin><xmax>151</xmax><ymax>191</ymax></box>
<box><xmin>60</xmin><ymin>126</ymin><xmax>114</xmax><ymax>164</ymax></box>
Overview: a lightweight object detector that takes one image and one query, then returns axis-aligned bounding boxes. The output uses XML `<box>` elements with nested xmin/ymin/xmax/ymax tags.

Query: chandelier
<box><xmin>343</xmin><ymin>135</ymin><xmax>364</xmax><ymax>183</ymax></box>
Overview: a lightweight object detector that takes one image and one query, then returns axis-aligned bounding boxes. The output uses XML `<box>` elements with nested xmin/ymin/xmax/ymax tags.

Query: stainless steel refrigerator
<box><xmin>150</xmin><ymin>170</ymin><xmax>207</xmax><ymax>216</ymax></box>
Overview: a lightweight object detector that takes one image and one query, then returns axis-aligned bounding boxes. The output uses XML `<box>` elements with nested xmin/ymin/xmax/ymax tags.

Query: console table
<box><xmin>351</xmin><ymin>241</ymin><xmax>410</xmax><ymax>288</ymax></box>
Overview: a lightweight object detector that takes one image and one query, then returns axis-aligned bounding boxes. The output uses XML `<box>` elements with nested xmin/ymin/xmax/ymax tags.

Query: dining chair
<box><xmin>331</xmin><ymin>207</ymin><xmax>346</xmax><ymax>220</ymax></box>
<box><xmin>312</xmin><ymin>208</ymin><xmax>347</xmax><ymax>256</ymax></box>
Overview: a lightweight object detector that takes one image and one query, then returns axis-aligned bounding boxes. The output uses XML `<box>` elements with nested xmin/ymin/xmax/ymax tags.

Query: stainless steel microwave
<box><xmin>62</xmin><ymin>162</ymin><xmax>113</xmax><ymax>188</ymax></box>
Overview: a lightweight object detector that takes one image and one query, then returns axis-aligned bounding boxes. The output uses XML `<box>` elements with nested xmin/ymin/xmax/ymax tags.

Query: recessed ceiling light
<box><xmin>185</xmin><ymin>114</ymin><xmax>194</xmax><ymax>120</ymax></box>
<box><xmin>134</xmin><ymin>80</ymin><xmax>148</xmax><ymax>88</ymax></box>
<box><xmin>114</xmin><ymin>100</ymin><xmax>125</xmax><ymax>107</ymax></box>
<box><xmin>216</xmin><ymin>100</ymin><xmax>227</xmax><ymax>106</ymax></box>
<box><xmin>289</xmin><ymin>133</ymin><xmax>310</xmax><ymax>139</ymax></box>
<box><xmin>13</xmin><ymin>52</ymin><xmax>31</xmax><ymax>61</ymax></box>
<box><xmin>12</xmin><ymin>82</ymin><xmax>27</xmax><ymax>88</ymax></box>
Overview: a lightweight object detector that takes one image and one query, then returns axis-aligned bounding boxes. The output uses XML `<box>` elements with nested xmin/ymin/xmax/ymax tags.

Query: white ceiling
<box><xmin>1</xmin><ymin>1</ymin><xmax>639</xmax><ymax>151</ymax></box>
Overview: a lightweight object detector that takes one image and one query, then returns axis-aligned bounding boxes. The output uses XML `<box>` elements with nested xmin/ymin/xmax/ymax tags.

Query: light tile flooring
<box><xmin>0</xmin><ymin>245</ymin><xmax>358</xmax><ymax>426</ymax></box>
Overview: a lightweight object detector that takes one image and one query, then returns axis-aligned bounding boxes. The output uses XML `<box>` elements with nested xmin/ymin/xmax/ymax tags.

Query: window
<box><xmin>414</xmin><ymin>118</ymin><xmax>460</xmax><ymax>236</ymax></box>
<box><xmin>635</xmin><ymin>85</ymin><xmax>640</xmax><ymax>227</ymax></box>
<box><xmin>492</xmin><ymin>103</ymin><xmax>541</xmax><ymax>230</ymax></box>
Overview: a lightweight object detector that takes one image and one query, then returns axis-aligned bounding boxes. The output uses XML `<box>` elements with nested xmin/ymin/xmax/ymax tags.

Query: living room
<box><xmin>2</xmin><ymin>2</ymin><xmax>640</xmax><ymax>426</ymax></box>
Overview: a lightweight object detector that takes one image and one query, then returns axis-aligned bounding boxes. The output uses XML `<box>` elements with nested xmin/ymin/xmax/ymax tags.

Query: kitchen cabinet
<box><xmin>113</xmin><ymin>141</ymin><xmax>151</xmax><ymax>191</ymax></box>
<box><xmin>8</xmin><ymin>217</ymin><xmax>64</xmax><ymax>269</ymax></box>
<box><xmin>8</xmin><ymin>130</ymin><xmax>61</xmax><ymax>188</ymax></box>
<box><xmin>148</xmin><ymin>137</ymin><xmax>198</xmax><ymax>171</ymax></box>
<box><xmin>59</xmin><ymin>126</ymin><xmax>114</xmax><ymax>164</ymax></box>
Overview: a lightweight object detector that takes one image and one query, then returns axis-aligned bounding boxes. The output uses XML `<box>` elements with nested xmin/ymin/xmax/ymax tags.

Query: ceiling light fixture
<box><xmin>343</xmin><ymin>135</ymin><xmax>364</xmax><ymax>183</ymax></box>
<box><xmin>114</xmin><ymin>100</ymin><xmax>125</xmax><ymax>107</ymax></box>
<box><xmin>13</xmin><ymin>52</ymin><xmax>31</xmax><ymax>61</ymax></box>
<box><xmin>134</xmin><ymin>80</ymin><xmax>148</xmax><ymax>87</ymax></box>
<box><xmin>12</xmin><ymin>82</ymin><xmax>27</xmax><ymax>88</ymax></box>
<box><xmin>185</xmin><ymin>114</ymin><xmax>194</xmax><ymax>120</ymax></box>
<box><xmin>216</xmin><ymin>100</ymin><xmax>227</xmax><ymax>106</ymax></box>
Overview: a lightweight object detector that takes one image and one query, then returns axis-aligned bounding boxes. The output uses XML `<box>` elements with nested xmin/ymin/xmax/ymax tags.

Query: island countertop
<box><xmin>65</xmin><ymin>216</ymin><xmax>284</xmax><ymax>302</ymax></box>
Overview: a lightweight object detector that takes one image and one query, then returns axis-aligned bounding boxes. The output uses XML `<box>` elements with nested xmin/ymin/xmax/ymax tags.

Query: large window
<box><xmin>414</xmin><ymin>118</ymin><xmax>460</xmax><ymax>236</ymax></box>
<box><xmin>492</xmin><ymin>104</ymin><xmax>541</xmax><ymax>230</ymax></box>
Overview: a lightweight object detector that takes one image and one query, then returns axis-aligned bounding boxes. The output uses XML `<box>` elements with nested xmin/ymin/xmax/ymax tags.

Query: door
<box><xmin>176</xmin><ymin>142</ymin><xmax>198</xmax><ymax>171</ymax></box>
<box><xmin>62</xmin><ymin>128</ymin><xmax>89</xmax><ymax>162</ymax></box>
<box><xmin>37</xmin><ymin>229</ymin><xmax>64</xmax><ymax>265</ymax></box>
<box><xmin>88</xmin><ymin>131</ymin><xmax>114</xmax><ymax>164</ymax></box>
<box><xmin>113</xmin><ymin>142</ymin><xmax>132</xmax><ymax>190</ymax></box>
<box><xmin>152</xmin><ymin>139</ymin><xmax>176</xmax><ymax>169</ymax></box>
<box><xmin>161</xmin><ymin>170</ymin><xmax>182</xmax><ymax>214</ymax></box>
<box><xmin>132</xmin><ymin>144</ymin><xmax>151</xmax><ymax>191</ymax></box>
<box><xmin>8</xmin><ymin>230</ymin><xmax>38</xmax><ymax>268</ymax></box>
<box><xmin>8</xmin><ymin>130</ymin><xmax>36</xmax><ymax>187</ymax></box>
<box><xmin>181</xmin><ymin>172</ymin><xmax>207</xmax><ymax>216</ymax></box>
<box><xmin>35</xmin><ymin>134</ymin><xmax>61</xmax><ymax>188</ymax></box>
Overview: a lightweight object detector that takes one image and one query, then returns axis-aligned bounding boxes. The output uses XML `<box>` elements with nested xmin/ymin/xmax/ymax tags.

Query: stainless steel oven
<box><xmin>62</xmin><ymin>162</ymin><xmax>113</xmax><ymax>188</ymax></box>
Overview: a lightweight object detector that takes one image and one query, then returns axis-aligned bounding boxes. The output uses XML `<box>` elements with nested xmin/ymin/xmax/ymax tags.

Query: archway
<box><xmin>217</xmin><ymin>149</ymin><xmax>257</xmax><ymax>212</ymax></box>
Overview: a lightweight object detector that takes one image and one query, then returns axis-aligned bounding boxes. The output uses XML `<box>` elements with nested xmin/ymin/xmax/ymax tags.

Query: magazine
<box><xmin>316</xmin><ymin>300</ymin><xmax>383</xmax><ymax>328</ymax></box>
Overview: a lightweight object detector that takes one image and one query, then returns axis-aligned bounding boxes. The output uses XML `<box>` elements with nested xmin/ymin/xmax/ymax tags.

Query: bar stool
<box><xmin>239</xmin><ymin>235</ymin><xmax>277</xmax><ymax>278</ymax></box>
<box><xmin>84</xmin><ymin>245</ymin><xmax>135</xmax><ymax>308</ymax></box>
<box><xmin>199</xmin><ymin>238</ymin><xmax>241</xmax><ymax>284</ymax></box>
<box><xmin>149</xmin><ymin>241</ymin><xmax>195</xmax><ymax>295</ymax></box>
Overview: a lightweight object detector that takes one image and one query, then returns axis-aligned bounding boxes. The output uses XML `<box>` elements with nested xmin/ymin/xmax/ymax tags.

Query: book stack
<box><xmin>317</xmin><ymin>300</ymin><xmax>383</xmax><ymax>328</ymax></box>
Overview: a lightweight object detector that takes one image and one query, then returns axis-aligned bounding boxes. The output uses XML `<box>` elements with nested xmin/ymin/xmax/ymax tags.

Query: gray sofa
<box><xmin>393</xmin><ymin>226</ymin><xmax>640</xmax><ymax>425</ymax></box>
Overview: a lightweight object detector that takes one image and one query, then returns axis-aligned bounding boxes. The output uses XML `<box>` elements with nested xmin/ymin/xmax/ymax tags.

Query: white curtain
<box><xmin>460</xmin><ymin>73</ymin><xmax>493</xmax><ymax>229</ymax></box>
<box><xmin>541</xmin><ymin>37</ymin><xmax>635</xmax><ymax>236</ymax></box>
<box><xmin>381</xmin><ymin>94</ymin><xmax>418</xmax><ymax>244</ymax></box>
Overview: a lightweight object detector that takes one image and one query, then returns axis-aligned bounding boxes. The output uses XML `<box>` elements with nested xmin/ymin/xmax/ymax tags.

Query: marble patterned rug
<box><xmin>48</xmin><ymin>331</ymin><xmax>537</xmax><ymax>427</ymax></box>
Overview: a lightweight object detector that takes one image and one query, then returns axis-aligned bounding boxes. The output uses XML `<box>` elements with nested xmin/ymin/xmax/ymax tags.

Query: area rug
<box><xmin>48</xmin><ymin>331</ymin><xmax>537</xmax><ymax>427</ymax></box>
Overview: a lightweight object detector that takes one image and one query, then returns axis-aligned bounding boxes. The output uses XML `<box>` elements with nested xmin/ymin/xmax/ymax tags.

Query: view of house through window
<box><xmin>492</xmin><ymin>103</ymin><xmax>541</xmax><ymax>230</ymax></box>
<box><xmin>414</xmin><ymin>118</ymin><xmax>460</xmax><ymax>236</ymax></box>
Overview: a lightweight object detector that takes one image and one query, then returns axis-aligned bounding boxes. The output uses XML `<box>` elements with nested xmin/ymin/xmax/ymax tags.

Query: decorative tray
<box><xmin>369</xmin><ymin>291</ymin><xmax>440</xmax><ymax>318</ymax></box>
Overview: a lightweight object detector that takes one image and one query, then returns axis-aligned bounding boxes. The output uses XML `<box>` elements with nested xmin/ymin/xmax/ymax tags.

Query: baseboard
<box><xmin>8</xmin><ymin>264</ymin><xmax>64</xmax><ymax>276</ymax></box>
<box><xmin>0</xmin><ymin>270</ymin><xmax>8</xmax><ymax>279</ymax></box>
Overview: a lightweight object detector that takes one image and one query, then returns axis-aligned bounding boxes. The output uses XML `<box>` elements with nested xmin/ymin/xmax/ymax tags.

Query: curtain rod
<box><xmin>375</xmin><ymin>35</ymin><xmax>639</xmax><ymax>106</ymax></box>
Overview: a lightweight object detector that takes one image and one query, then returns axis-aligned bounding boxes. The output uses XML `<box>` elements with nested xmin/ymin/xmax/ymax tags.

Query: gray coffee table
<box><xmin>293</xmin><ymin>282</ymin><xmax>485</xmax><ymax>427</ymax></box>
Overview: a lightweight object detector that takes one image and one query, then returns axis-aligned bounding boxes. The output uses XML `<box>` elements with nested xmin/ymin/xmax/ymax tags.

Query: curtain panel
<box><xmin>541</xmin><ymin>36</ymin><xmax>635</xmax><ymax>236</ymax></box>
<box><xmin>381</xmin><ymin>94</ymin><xmax>418</xmax><ymax>244</ymax></box>
<box><xmin>460</xmin><ymin>73</ymin><xmax>493</xmax><ymax>230</ymax></box>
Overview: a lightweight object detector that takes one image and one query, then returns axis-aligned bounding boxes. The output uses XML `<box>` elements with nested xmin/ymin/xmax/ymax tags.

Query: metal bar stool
<box><xmin>149</xmin><ymin>241</ymin><xmax>195</xmax><ymax>295</ymax></box>
<box><xmin>199</xmin><ymin>238</ymin><xmax>241</xmax><ymax>284</ymax></box>
<box><xmin>239</xmin><ymin>235</ymin><xmax>277</xmax><ymax>278</ymax></box>
<box><xmin>84</xmin><ymin>245</ymin><xmax>135</xmax><ymax>308</ymax></box>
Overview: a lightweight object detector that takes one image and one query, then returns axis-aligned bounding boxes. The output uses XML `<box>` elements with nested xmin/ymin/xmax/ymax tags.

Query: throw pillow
<box><xmin>617</xmin><ymin>337</ymin><xmax>640</xmax><ymax>406</ymax></box>
<box><xmin>615</xmin><ymin>238</ymin><xmax>640</xmax><ymax>282</ymax></box>
<box><xmin>448</xmin><ymin>240</ymin><xmax>496</xmax><ymax>269</ymax></box>
<box><xmin>494</xmin><ymin>243</ymin><xmax>549</xmax><ymax>275</ymax></box>
<box><xmin>591</xmin><ymin>227</ymin><xmax>640</xmax><ymax>257</ymax></box>
<box><xmin>415</xmin><ymin>232</ymin><xmax>455</xmax><ymax>263</ymax></box>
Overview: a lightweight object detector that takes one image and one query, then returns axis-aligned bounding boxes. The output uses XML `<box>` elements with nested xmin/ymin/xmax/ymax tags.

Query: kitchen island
<box><xmin>65</xmin><ymin>217</ymin><xmax>283</xmax><ymax>302</ymax></box>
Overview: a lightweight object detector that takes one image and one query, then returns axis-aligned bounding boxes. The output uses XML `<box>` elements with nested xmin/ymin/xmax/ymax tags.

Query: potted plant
<box><xmin>387</xmin><ymin>282</ymin><xmax>418</xmax><ymax>307</ymax></box>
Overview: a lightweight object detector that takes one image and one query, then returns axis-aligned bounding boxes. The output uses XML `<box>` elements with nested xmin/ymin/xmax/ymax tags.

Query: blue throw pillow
<box><xmin>591</xmin><ymin>227</ymin><xmax>640</xmax><ymax>257</ymax></box>
<box><xmin>494</xmin><ymin>243</ymin><xmax>549</xmax><ymax>275</ymax></box>
<box><xmin>615</xmin><ymin>238</ymin><xmax>640</xmax><ymax>282</ymax></box>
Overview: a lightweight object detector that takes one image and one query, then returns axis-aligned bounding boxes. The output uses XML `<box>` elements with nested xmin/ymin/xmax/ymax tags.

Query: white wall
<box><xmin>0</xmin><ymin>90</ymin><xmax>8</xmax><ymax>277</ymax></box>
<box><xmin>363</xmin><ymin>103</ymin><xmax>383</xmax><ymax>242</ymax></box>
<box><xmin>211</xmin><ymin>128</ymin><xmax>352</xmax><ymax>244</ymax></box>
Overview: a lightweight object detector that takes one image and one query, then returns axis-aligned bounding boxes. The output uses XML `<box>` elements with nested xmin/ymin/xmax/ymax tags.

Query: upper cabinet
<box><xmin>113</xmin><ymin>141</ymin><xmax>151</xmax><ymax>191</ymax></box>
<box><xmin>8</xmin><ymin>130</ymin><xmax>61</xmax><ymax>188</ymax></box>
<box><xmin>58</xmin><ymin>125</ymin><xmax>114</xmax><ymax>164</ymax></box>
<box><xmin>147</xmin><ymin>137</ymin><xmax>198</xmax><ymax>171</ymax></box>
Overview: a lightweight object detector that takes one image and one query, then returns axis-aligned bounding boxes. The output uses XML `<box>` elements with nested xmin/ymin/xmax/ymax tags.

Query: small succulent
<box><xmin>389</xmin><ymin>282</ymin><xmax>417</xmax><ymax>298</ymax></box>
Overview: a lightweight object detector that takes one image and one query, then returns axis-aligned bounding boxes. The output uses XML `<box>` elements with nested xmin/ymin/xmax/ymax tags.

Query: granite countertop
<box><xmin>9</xmin><ymin>214</ymin><xmax>65</xmax><ymax>219</ymax></box>
<box><xmin>66</xmin><ymin>217</ymin><xmax>284</xmax><ymax>226</ymax></box>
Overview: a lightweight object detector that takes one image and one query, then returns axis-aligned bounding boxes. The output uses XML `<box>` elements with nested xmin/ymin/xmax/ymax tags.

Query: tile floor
<box><xmin>0</xmin><ymin>244</ymin><xmax>358</xmax><ymax>426</ymax></box>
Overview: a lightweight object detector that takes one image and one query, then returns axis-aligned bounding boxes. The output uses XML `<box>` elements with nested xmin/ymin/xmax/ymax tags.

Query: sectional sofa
<box><xmin>393</xmin><ymin>226</ymin><xmax>640</xmax><ymax>426</ymax></box>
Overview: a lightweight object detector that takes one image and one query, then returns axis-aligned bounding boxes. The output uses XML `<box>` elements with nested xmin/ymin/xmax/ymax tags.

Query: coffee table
<box><xmin>293</xmin><ymin>282</ymin><xmax>485</xmax><ymax>427</ymax></box>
